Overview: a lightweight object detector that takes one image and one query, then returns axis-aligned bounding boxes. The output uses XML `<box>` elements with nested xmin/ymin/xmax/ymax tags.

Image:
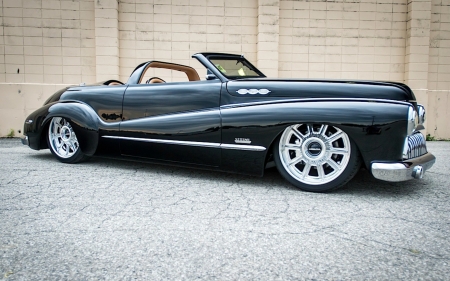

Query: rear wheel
<box><xmin>47</xmin><ymin>117</ymin><xmax>89</xmax><ymax>163</ymax></box>
<box><xmin>274</xmin><ymin>124</ymin><xmax>361</xmax><ymax>192</ymax></box>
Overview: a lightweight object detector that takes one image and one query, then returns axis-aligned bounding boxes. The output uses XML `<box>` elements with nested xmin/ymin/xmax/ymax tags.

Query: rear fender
<box><xmin>43</xmin><ymin>102</ymin><xmax>100</xmax><ymax>156</ymax></box>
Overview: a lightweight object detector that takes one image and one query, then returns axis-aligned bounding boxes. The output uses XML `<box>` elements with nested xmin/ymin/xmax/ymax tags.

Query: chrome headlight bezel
<box><xmin>407</xmin><ymin>106</ymin><xmax>418</xmax><ymax>135</ymax></box>
<box><xmin>402</xmin><ymin>137</ymin><xmax>409</xmax><ymax>159</ymax></box>
<box><xmin>417</xmin><ymin>104</ymin><xmax>426</xmax><ymax>125</ymax></box>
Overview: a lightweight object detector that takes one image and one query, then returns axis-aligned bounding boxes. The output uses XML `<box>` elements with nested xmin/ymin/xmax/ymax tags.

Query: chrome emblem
<box><xmin>236</xmin><ymin>89</ymin><xmax>271</xmax><ymax>95</ymax></box>
<box><xmin>307</xmin><ymin>142</ymin><xmax>323</xmax><ymax>156</ymax></box>
<box><xmin>235</xmin><ymin>138</ymin><xmax>251</xmax><ymax>144</ymax></box>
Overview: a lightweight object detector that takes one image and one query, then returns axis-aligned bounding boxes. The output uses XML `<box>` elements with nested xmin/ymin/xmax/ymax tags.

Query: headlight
<box><xmin>407</xmin><ymin>106</ymin><xmax>418</xmax><ymax>135</ymax></box>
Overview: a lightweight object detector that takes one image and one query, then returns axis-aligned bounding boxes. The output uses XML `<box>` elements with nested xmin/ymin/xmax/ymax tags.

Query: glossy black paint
<box><xmin>122</xmin><ymin>80</ymin><xmax>220</xmax><ymax>120</ymax></box>
<box><xmin>119</xmin><ymin>109</ymin><xmax>221</xmax><ymax>166</ymax></box>
<box><xmin>226</xmin><ymin>80</ymin><xmax>413</xmax><ymax>102</ymax></box>
<box><xmin>220</xmin><ymin>99</ymin><xmax>409</xmax><ymax>174</ymax></box>
<box><xmin>23</xmin><ymin>101</ymin><xmax>101</xmax><ymax>155</ymax></box>
<box><xmin>47</xmin><ymin>102</ymin><xmax>100</xmax><ymax>155</ymax></box>
<box><xmin>61</xmin><ymin>85</ymin><xmax>127</xmax><ymax>123</ymax></box>
<box><xmin>119</xmin><ymin>80</ymin><xmax>222</xmax><ymax>165</ymax></box>
<box><xmin>23</xmin><ymin>52</ymin><xmax>418</xmax><ymax>177</ymax></box>
<box><xmin>23</xmin><ymin>103</ymin><xmax>53</xmax><ymax>150</ymax></box>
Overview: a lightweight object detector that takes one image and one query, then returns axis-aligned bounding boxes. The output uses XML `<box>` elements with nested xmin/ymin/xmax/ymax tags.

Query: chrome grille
<box><xmin>405</xmin><ymin>132</ymin><xmax>427</xmax><ymax>159</ymax></box>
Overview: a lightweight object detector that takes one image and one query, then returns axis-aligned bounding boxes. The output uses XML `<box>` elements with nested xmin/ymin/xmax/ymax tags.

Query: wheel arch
<box><xmin>263</xmin><ymin>122</ymin><xmax>365</xmax><ymax>170</ymax></box>
<box><xmin>272</xmin><ymin>123</ymin><xmax>363</xmax><ymax>192</ymax></box>
<box><xmin>221</xmin><ymin>100</ymin><xmax>409</xmax><ymax>175</ymax></box>
<box><xmin>42</xmin><ymin>102</ymin><xmax>100</xmax><ymax>156</ymax></box>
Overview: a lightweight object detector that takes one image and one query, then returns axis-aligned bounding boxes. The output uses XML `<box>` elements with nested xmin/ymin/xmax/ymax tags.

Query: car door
<box><xmin>119</xmin><ymin>80</ymin><xmax>222</xmax><ymax>166</ymax></box>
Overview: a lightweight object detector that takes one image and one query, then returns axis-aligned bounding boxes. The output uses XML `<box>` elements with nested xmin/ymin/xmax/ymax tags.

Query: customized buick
<box><xmin>21</xmin><ymin>53</ymin><xmax>435</xmax><ymax>192</ymax></box>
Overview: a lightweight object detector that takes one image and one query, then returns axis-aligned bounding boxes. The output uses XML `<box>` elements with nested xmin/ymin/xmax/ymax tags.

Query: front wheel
<box><xmin>274</xmin><ymin>124</ymin><xmax>361</xmax><ymax>192</ymax></box>
<box><xmin>47</xmin><ymin>117</ymin><xmax>89</xmax><ymax>163</ymax></box>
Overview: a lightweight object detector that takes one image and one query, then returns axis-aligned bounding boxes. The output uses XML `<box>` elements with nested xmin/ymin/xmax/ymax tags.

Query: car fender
<box><xmin>220</xmin><ymin>99</ymin><xmax>410</xmax><ymax>173</ymax></box>
<box><xmin>43</xmin><ymin>101</ymin><xmax>100</xmax><ymax>156</ymax></box>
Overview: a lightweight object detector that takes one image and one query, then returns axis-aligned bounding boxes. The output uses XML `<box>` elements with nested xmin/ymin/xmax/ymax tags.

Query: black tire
<box><xmin>273</xmin><ymin>124</ymin><xmax>361</xmax><ymax>192</ymax></box>
<box><xmin>46</xmin><ymin>117</ymin><xmax>89</xmax><ymax>164</ymax></box>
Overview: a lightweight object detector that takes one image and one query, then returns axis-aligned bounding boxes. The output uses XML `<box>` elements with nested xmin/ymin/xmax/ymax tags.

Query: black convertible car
<box><xmin>22</xmin><ymin>52</ymin><xmax>435</xmax><ymax>192</ymax></box>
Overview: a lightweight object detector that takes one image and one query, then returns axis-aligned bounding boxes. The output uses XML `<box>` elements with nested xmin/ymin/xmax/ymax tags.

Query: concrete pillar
<box><xmin>94</xmin><ymin>0</ymin><xmax>119</xmax><ymax>81</ymax></box>
<box><xmin>404</xmin><ymin>0</ymin><xmax>432</xmax><ymax>133</ymax></box>
<box><xmin>257</xmin><ymin>0</ymin><xmax>280</xmax><ymax>78</ymax></box>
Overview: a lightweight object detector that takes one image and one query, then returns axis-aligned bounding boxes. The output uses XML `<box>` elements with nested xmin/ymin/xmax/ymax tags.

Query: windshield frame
<box><xmin>208</xmin><ymin>56</ymin><xmax>266</xmax><ymax>80</ymax></box>
<box><xmin>192</xmin><ymin>52</ymin><xmax>267</xmax><ymax>82</ymax></box>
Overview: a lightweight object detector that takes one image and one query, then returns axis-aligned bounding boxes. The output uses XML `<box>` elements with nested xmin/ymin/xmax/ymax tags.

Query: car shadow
<box><xmin>27</xmin><ymin>153</ymin><xmax>427</xmax><ymax>196</ymax></box>
<box><xmin>337</xmin><ymin>168</ymin><xmax>428</xmax><ymax>197</ymax></box>
<box><xmin>26</xmin><ymin>152</ymin><xmax>55</xmax><ymax>160</ymax></box>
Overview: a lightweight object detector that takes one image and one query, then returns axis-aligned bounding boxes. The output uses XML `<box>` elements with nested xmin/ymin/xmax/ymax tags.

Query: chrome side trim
<box><xmin>102</xmin><ymin>136</ymin><xmax>266</xmax><ymax>151</ymax></box>
<box><xmin>221</xmin><ymin>144</ymin><xmax>266</xmax><ymax>151</ymax></box>
<box><xmin>103</xmin><ymin>136</ymin><xmax>220</xmax><ymax>148</ymax></box>
<box><xmin>220</xmin><ymin>98</ymin><xmax>413</xmax><ymax>110</ymax></box>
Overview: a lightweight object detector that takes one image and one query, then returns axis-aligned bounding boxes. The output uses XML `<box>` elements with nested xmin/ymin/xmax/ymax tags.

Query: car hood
<box><xmin>226</xmin><ymin>78</ymin><xmax>416</xmax><ymax>102</ymax></box>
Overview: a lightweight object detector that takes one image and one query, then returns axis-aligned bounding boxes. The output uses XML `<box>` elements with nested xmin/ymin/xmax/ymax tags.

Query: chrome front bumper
<box><xmin>371</xmin><ymin>152</ymin><xmax>436</xmax><ymax>182</ymax></box>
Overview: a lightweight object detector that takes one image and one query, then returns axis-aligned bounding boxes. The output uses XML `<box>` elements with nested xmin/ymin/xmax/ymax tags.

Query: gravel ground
<box><xmin>1</xmin><ymin>138</ymin><xmax>449</xmax><ymax>280</ymax></box>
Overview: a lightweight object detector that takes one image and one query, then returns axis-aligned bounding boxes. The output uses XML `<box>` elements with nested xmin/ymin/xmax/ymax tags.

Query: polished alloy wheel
<box><xmin>48</xmin><ymin>117</ymin><xmax>80</xmax><ymax>159</ymax></box>
<box><xmin>278</xmin><ymin>124</ymin><xmax>351</xmax><ymax>186</ymax></box>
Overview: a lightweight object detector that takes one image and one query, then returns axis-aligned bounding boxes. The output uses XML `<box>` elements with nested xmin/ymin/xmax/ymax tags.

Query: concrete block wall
<box><xmin>0</xmin><ymin>0</ymin><xmax>97</xmax><ymax>85</ymax></box>
<box><xmin>95</xmin><ymin>0</ymin><xmax>119</xmax><ymax>81</ymax></box>
<box><xmin>0</xmin><ymin>0</ymin><xmax>449</xmax><ymax>138</ymax></box>
<box><xmin>118</xmin><ymin>0</ymin><xmax>258</xmax><ymax>83</ymax></box>
<box><xmin>427</xmin><ymin>0</ymin><xmax>450</xmax><ymax>138</ymax></box>
<box><xmin>258</xmin><ymin>0</ymin><xmax>280</xmax><ymax>78</ymax></box>
<box><xmin>0</xmin><ymin>0</ymin><xmax>97</xmax><ymax>137</ymax></box>
<box><xmin>405</xmin><ymin>0</ymin><xmax>432</xmax><ymax>133</ymax></box>
<box><xmin>279</xmin><ymin>0</ymin><xmax>407</xmax><ymax>81</ymax></box>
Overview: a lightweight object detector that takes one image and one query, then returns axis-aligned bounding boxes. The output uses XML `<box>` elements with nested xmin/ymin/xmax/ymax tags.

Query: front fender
<box><xmin>43</xmin><ymin>102</ymin><xmax>100</xmax><ymax>156</ymax></box>
<box><xmin>23</xmin><ymin>101</ymin><xmax>100</xmax><ymax>155</ymax></box>
<box><xmin>220</xmin><ymin>100</ymin><xmax>410</xmax><ymax>172</ymax></box>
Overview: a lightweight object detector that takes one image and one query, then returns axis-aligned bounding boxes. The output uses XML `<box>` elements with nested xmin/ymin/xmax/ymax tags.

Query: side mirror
<box><xmin>206</xmin><ymin>73</ymin><xmax>217</xmax><ymax>80</ymax></box>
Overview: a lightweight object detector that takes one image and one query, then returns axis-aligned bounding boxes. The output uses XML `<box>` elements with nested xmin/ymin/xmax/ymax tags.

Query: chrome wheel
<box><xmin>48</xmin><ymin>117</ymin><xmax>80</xmax><ymax>159</ymax></box>
<box><xmin>278</xmin><ymin>124</ymin><xmax>351</xmax><ymax>186</ymax></box>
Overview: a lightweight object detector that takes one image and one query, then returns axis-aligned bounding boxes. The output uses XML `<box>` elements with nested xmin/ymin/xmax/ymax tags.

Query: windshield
<box><xmin>209</xmin><ymin>58</ymin><xmax>264</xmax><ymax>78</ymax></box>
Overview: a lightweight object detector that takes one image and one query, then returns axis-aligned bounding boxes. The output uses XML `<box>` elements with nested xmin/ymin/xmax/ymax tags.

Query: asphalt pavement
<box><xmin>1</xmin><ymin>138</ymin><xmax>449</xmax><ymax>280</ymax></box>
